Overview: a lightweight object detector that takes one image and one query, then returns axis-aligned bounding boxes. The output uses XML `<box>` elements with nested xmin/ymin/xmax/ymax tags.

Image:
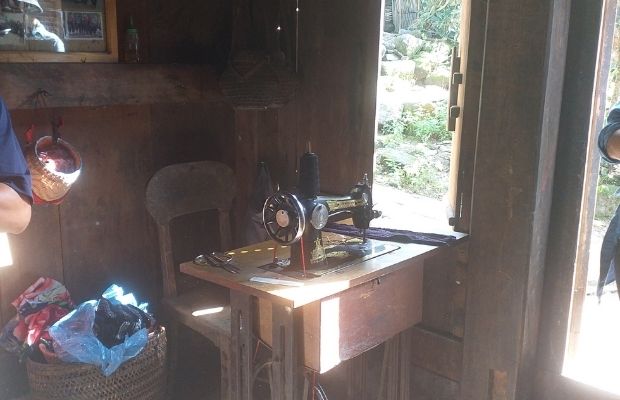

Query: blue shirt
<box><xmin>598</xmin><ymin>102</ymin><xmax>620</xmax><ymax>163</ymax></box>
<box><xmin>0</xmin><ymin>97</ymin><xmax>32</xmax><ymax>203</ymax></box>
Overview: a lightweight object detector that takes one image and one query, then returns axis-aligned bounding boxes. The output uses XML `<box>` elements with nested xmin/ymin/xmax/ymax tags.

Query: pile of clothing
<box><xmin>0</xmin><ymin>278</ymin><xmax>73</xmax><ymax>361</ymax></box>
<box><xmin>0</xmin><ymin>278</ymin><xmax>156</xmax><ymax>375</ymax></box>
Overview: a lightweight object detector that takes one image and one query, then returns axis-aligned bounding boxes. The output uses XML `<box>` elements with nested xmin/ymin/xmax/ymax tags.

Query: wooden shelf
<box><xmin>0</xmin><ymin>64</ymin><xmax>224</xmax><ymax>110</ymax></box>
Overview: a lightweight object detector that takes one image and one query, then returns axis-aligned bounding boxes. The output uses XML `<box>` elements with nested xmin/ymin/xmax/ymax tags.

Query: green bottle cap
<box><xmin>127</xmin><ymin>16</ymin><xmax>137</xmax><ymax>33</ymax></box>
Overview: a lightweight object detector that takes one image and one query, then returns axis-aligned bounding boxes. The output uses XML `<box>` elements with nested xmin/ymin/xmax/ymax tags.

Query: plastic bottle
<box><xmin>125</xmin><ymin>16</ymin><xmax>140</xmax><ymax>63</ymax></box>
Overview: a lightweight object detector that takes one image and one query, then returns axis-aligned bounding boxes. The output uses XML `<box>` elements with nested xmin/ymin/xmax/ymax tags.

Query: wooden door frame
<box><xmin>534</xmin><ymin>0</ymin><xmax>619</xmax><ymax>398</ymax></box>
<box><xmin>447</xmin><ymin>0</ymin><xmax>485</xmax><ymax>234</ymax></box>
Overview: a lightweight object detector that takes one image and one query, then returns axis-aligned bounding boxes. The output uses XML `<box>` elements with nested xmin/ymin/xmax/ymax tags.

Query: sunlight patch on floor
<box><xmin>564</xmin><ymin>292</ymin><xmax>620</xmax><ymax>395</ymax></box>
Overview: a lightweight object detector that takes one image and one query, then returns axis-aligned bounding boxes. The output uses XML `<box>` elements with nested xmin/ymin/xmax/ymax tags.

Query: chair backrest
<box><xmin>146</xmin><ymin>161</ymin><xmax>236</xmax><ymax>297</ymax></box>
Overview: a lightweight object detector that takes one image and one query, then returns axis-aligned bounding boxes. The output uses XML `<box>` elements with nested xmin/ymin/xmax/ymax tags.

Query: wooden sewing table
<box><xmin>180</xmin><ymin>232</ymin><xmax>458</xmax><ymax>400</ymax></box>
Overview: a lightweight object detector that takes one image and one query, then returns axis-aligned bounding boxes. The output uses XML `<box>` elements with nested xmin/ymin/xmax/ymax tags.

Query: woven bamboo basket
<box><xmin>220</xmin><ymin>50</ymin><xmax>298</xmax><ymax>110</ymax></box>
<box><xmin>26</xmin><ymin>328</ymin><xmax>167</xmax><ymax>400</ymax></box>
<box><xmin>25</xmin><ymin>135</ymin><xmax>82</xmax><ymax>205</ymax></box>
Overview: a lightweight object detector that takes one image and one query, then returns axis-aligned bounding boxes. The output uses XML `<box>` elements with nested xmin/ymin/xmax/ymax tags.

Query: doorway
<box><xmin>563</xmin><ymin>2</ymin><xmax>620</xmax><ymax>394</ymax></box>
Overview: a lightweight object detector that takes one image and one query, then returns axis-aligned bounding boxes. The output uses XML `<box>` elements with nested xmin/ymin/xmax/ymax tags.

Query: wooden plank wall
<box><xmin>2</xmin><ymin>101</ymin><xmax>235</xmax><ymax>312</ymax></box>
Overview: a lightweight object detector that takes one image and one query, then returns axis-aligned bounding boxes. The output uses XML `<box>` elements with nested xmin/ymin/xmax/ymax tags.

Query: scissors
<box><xmin>194</xmin><ymin>252</ymin><xmax>240</xmax><ymax>274</ymax></box>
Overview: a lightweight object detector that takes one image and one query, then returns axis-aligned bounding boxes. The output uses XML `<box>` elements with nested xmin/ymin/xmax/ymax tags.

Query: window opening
<box><xmin>374</xmin><ymin>0</ymin><xmax>462</xmax><ymax>233</ymax></box>
<box><xmin>563</xmin><ymin>2</ymin><xmax>620</xmax><ymax>394</ymax></box>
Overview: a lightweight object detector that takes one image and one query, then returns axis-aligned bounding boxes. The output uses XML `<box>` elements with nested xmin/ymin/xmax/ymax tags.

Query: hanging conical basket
<box><xmin>220</xmin><ymin>50</ymin><xmax>298</xmax><ymax>110</ymax></box>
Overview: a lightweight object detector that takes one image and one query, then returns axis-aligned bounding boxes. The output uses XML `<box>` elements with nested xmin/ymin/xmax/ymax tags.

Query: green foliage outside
<box><xmin>379</xmin><ymin>103</ymin><xmax>451</xmax><ymax>142</ymax></box>
<box><xmin>375</xmin><ymin>153</ymin><xmax>448</xmax><ymax>199</ymax></box>
<box><xmin>410</xmin><ymin>0</ymin><xmax>461</xmax><ymax>47</ymax></box>
<box><xmin>375</xmin><ymin>0</ymin><xmax>459</xmax><ymax>200</ymax></box>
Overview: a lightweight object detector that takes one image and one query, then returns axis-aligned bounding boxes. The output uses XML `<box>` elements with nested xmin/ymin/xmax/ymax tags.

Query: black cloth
<box><xmin>598</xmin><ymin>204</ymin><xmax>620</xmax><ymax>299</ymax></box>
<box><xmin>323</xmin><ymin>223</ymin><xmax>457</xmax><ymax>246</ymax></box>
<box><xmin>0</xmin><ymin>97</ymin><xmax>32</xmax><ymax>203</ymax></box>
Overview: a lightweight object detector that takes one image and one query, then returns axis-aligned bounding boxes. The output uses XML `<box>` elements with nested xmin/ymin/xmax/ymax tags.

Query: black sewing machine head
<box><xmin>263</xmin><ymin>151</ymin><xmax>380</xmax><ymax>270</ymax></box>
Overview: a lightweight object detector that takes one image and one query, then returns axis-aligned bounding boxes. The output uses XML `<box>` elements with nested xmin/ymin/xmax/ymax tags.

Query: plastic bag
<box><xmin>49</xmin><ymin>285</ymin><xmax>150</xmax><ymax>376</ymax></box>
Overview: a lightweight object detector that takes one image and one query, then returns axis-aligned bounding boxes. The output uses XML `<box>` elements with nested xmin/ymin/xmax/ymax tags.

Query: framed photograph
<box><xmin>0</xmin><ymin>0</ymin><xmax>116</xmax><ymax>62</ymax></box>
<box><xmin>64</xmin><ymin>11</ymin><xmax>103</xmax><ymax>40</ymax></box>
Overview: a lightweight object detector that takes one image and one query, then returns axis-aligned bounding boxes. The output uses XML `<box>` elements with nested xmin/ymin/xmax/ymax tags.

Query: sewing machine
<box><xmin>262</xmin><ymin>151</ymin><xmax>382</xmax><ymax>273</ymax></box>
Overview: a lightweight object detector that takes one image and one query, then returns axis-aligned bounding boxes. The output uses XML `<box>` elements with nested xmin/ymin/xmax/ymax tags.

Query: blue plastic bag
<box><xmin>49</xmin><ymin>285</ymin><xmax>149</xmax><ymax>376</ymax></box>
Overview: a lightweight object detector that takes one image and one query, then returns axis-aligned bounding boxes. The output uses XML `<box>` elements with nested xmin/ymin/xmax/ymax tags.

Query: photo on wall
<box><xmin>0</xmin><ymin>0</ymin><xmax>113</xmax><ymax>59</ymax></box>
<box><xmin>64</xmin><ymin>10</ymin><xmax>102</xmax><ymax>39</ymax></box>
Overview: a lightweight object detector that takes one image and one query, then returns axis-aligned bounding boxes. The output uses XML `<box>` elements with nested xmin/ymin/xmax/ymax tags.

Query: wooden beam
<box><xmin>0</xmin><ymin>64</ymin><xmax>223</xmax><ymax>110</ymax></box>
<box><xmin>460</xmin><ymin>0</ymin><xmax>571</xmax><ymax>399</ymax></box>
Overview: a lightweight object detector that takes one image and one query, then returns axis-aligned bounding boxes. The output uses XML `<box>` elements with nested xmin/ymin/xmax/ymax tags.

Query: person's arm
<box><xmin>0</xmin><ymin>183</ymin><xmax>31</xmax><ymax>234</ymax></box>
<box><xmin>0</xmin><ymin>96</ymin><xmax>33</xmax><ymax>234</ymax></box>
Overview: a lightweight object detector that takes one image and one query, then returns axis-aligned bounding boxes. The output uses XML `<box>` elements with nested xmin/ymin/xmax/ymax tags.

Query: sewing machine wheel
<box><xmin>263</xmin><ymin>192</ymin><xmax>306</xmax><ymax>244</ymax></box>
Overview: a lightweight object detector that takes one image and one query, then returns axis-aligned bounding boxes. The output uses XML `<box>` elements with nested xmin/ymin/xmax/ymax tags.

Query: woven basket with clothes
<box><xmin>26</xmin><ymin>328</ymin><xmax>167</xmax><ymax>400</ymax></box>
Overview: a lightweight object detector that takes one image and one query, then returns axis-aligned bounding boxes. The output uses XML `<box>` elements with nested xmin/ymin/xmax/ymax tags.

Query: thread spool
<box><xmin>299</xmin><ymin>152</ymin><xmax>320</xmax><ymax>198</ymax></box>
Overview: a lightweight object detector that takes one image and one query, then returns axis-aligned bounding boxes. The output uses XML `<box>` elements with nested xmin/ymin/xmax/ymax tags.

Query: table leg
<box><xmin>231</xmin><ymin>292</ymin><xmax>253</xmax><ymax>400</ymax></box>
<box><xmin>347</xmin><ymin>353</ymin><xmax>368</xmax><ymax>400</ymax></box>
<box><xmin>270</xmin><ymin>304</ymin><xmax>301</xmax><ymax>400</ymax></box>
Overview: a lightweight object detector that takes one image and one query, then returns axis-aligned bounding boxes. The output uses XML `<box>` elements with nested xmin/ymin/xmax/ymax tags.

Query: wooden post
<box><xmin>230</xmin><ymin>292</ymin><xmax>253</xmax><ymax>400</ymax></box>
<box><xmin>270</xmin><ymin>304</ymin><xmax>301</xmax><ymax>400</ymax></box>
<box><xmin>460</xmin><ymin>0</ymin><xmax>571</xmax><ymax>399</ymax></box>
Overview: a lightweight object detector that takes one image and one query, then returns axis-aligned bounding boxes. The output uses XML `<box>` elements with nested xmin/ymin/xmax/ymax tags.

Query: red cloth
<box><xmin>2</xmin><ymin>277</ymin><xmax>74</xmax><ymax>351</ymax></box>
<box><xmin>13</xmin><ymin>304</ymin><xmax>70</xmax><ymax>346</ymax></box>
<box><xmin>12</xmin><ymin>277</ymin><xmax>74</xmax><ymax>318</ymax></box>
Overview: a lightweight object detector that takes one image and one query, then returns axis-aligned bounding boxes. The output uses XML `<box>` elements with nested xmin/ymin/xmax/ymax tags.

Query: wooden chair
<box><xmin>146</xmin><ymin>161</ymin><xmax>236</xmax><ymax>400</ymax></box>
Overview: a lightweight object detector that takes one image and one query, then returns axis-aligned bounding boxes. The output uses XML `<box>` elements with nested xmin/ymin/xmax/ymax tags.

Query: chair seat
<box><xmin>162</xmin><ymin>286</ymin><xmax>231</xmax><ymax>349</ymax></box>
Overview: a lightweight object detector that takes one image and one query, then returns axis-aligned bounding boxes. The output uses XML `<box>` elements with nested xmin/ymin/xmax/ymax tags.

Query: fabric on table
<box><xmin>323</xmin><ymin>223</ymin><xmax>457</xmax><ymax>246</ymax></box>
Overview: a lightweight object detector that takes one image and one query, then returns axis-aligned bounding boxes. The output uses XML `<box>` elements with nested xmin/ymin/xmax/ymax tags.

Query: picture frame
<box><xmin>0</xmin><ymin>0</ymin><xmax>117</xmax><ymax>62</ymax></box>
